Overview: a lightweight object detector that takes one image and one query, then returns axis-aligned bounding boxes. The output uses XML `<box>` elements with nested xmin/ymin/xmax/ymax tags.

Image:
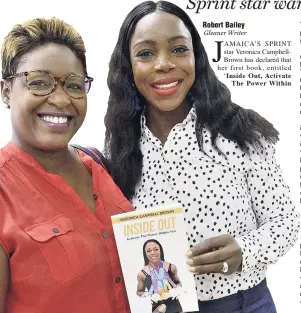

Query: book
<box><xmin>111</xmin><ymin>203</ymin><xmax>199</xmax><ymax>313</ymax></box>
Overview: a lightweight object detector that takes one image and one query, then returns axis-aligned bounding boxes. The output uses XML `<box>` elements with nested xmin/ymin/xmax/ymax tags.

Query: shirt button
<box><xmin>115</xmin><ymin>277</ymin><xmax>121</xmax><ymax>283</ymax></box>
<box><xmin>93</xmin><ymin>194</ymin><xmax>98</xmax><ymax>200</ymax></box>
<box><xmin>52</xmin><ymin>228</ymin><xmax>60</xmax><ymax>233</ymax></box>
<box><xmin>102</xmin><ymin>232</ymin><xmax>109</xmax><ymax>239</ymax></box>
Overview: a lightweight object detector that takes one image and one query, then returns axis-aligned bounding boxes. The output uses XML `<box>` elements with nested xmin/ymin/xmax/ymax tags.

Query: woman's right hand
<box><xmin>153</xmin><ymin>304</ymin><xmax>166</xmax><ymax>313</ymax></box>
<box><xmin>141</xmin><ymin>291</ymin><xmax>149</xmax><ymax>298</ymax></box>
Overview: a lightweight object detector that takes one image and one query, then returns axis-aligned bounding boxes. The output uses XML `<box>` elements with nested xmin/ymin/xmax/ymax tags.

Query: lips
<box><xmin>37</xmin><ymin>113</ymin><xmax>73</xmax><ymax>122</ymax></box>
<box><xmin>150</xmin><ymin>78</ymin><xmax>183</xmax><ymax>97</ymax></box>
<box><xmin>37</xmin><ymin>113</ymin><xmax>74</xmax><ymax>131</ymax></box>
<box><xmin>40</xmin><ymin>115</ymin><xmax>68</xmax><ymax>124</ymax></box>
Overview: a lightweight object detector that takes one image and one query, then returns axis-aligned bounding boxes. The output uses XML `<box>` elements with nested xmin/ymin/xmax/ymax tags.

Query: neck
<box><xmin>149</xmin><ymin>260</ymin><xmax>161</xmax><ymax>267</ymax></box>
<box><xmin>11</xmin><ymin>137</ymin><xmax>79</xmax><ymax>174</ymax></box>
<box><xmin>146</xmin><ymin>101</ymin><xmax>191</xmax><ymax>144</ymax></box>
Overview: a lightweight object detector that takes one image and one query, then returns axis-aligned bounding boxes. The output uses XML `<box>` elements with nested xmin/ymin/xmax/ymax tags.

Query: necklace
<box><xmin>148</xmin><ymin>261</ymin><xmax>176</xmax><ymax>295</ymax></box>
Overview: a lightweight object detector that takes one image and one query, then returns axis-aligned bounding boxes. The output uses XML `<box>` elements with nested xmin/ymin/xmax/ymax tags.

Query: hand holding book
<box><xmin>152</xmin><ymin>304</ymin><xmax>167</xmax><ymax>313</ymax></box>
<box><xmin>186</xmin><ymin>234</ymin><xmax>242</xmax><ymax>275</ymax></box>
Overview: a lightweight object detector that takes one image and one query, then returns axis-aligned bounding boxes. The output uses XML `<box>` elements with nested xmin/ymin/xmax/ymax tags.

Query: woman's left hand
<box><xmin>186</xmin><ymin>234</ymin><xmax>242</xmax><ymax>275</ymax></box>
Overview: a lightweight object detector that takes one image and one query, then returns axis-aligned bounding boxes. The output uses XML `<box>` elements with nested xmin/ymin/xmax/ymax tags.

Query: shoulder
<box><xmin>0</xmin><ymin>149</ymin><xmax>7</xmax><ymax>168</ymax></box>
<box><xmin>137</xmin><ymin>269</ymin><xmax>147</xmax><ymax>280</ymax></box>
<box><xmin>246</xmin><ymin>137</ymin><xmax>277</xmax><ymax>164</ymax></box>
<box><xmin>164</xmin><ymin>261</ymin><xmax>176</xmax><ymax>272</ymax></box>
<box><xmin>0</xmin><ymin>145</ymin><xmax>13</xmax><ymax>169</ymax></box>
<box><xmin>169</xmin><ymin>263</ymin><xmax>177</xmax><ymax>273</ymax></box>
<box><xmin>212</xmin><ymin>131</ymin><xmax>277</xmax><ymax>168</ymax></box>
<box><xmin>249</xmin><ymin>136</ymin><xmax>276</xmax><ymax>155</ymax></box>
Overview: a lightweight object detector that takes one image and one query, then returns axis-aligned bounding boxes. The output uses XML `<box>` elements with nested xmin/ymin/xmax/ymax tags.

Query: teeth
<box><xmin>154</xmin><ymin>81</ymin><xmax>179</xmax><ymax>89</ymax></box>
<box><xmin>41</xmin><ymin>115</ymin><xmax>68</xmax><ymax>124</ymax></box>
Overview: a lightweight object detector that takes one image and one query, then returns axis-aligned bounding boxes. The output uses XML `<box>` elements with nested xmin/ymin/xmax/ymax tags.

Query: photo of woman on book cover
<box><xmin>137</xmin><ymin>239</ymin><xmax>183</xmax><ymax>313</ymax></box>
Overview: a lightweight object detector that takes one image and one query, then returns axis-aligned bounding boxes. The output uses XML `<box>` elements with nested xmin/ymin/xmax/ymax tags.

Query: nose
<box><xmin>47</xmin><ymin>83</ymin><xmax>72</xmax><ymax>108</ymax></box>
<box><xmin>154</xmin><ymin>53</ymin><xmax>176</xmax><ymax>73</ymax></box>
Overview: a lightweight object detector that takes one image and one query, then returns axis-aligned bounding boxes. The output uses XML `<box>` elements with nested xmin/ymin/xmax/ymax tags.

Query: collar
<box><xmin>140</xmin><ymin>106</ymin><xmax>196</xmax><ymax>136</ymax></box>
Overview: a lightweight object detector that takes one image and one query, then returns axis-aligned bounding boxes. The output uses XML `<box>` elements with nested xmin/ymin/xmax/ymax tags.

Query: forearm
<box><xmin>236</xmin><ymin>200</ymin><xmax>300</xmax><ymax>271</ymax></box>
<box><xmin>239</xmin><ymin>141</ymin><xmax>300</xmax><ymax>271</ymax></box>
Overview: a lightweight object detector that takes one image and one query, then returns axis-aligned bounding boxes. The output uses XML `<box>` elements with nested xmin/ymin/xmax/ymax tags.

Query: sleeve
<box><xmin>0</xmin><ymin>195</ymin><xmax>16</xmax><ymax>257</ymax></box>
<box><xmin>0</xmin><ymin>215</ymin><xmax>10</xmax><ymax>258</ymax></box>
<box><xmin>235</xmin><ymin>141</ymin><xmax>300</xmax><ymax>273</ymax></box>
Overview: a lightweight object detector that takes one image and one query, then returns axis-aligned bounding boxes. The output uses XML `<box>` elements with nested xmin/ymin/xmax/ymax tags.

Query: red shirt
<box><xmin>0</xmin><ymin>143</ymin><xmax>132</xmax><ymax>313</ymax></box>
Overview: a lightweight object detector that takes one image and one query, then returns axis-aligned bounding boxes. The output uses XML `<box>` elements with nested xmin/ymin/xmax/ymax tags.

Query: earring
<box><xmin>4</xmin><ymin>99</ymin><xmax>10</xmax><ymax>108</ymax></box>
<box><xmin>132</xmin><ymin>82</ymin><xmax>135</xmax><ymax>87</ymax></box>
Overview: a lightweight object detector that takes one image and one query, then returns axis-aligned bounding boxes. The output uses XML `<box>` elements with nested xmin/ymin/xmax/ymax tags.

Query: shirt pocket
<box><xmin>24</xmin><ymin>214</ymin><xmax>94</xmax><ymax>283</ymax></box>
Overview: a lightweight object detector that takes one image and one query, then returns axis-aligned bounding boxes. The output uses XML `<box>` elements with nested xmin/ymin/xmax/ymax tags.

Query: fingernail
<box><xmin>186</xmin><ymin>259</ymin><xmax>194</xmax><ymax>265</ymax></box>
<box><xmin>188</xmin><ymin>266</ymin><xmax>196</xmax><ymax>272</ymax></box>
<box><xmin>185</xmin><ymin>250</ymin><xmax>192</xmax><ymax>257</ymax></box>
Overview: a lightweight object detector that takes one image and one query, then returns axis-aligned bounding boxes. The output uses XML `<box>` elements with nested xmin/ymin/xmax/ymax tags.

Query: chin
<box><xmin>34</xmin><ymin>139</ymin><xmax>70</xmax><ymax>151</ymax></box>
<box><xmin>154</xmin><ymin>102</ymin><xmax>182</xmax><ymax>112</ymax></box>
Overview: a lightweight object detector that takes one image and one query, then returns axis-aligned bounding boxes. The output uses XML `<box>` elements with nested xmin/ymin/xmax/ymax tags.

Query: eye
<box><xmin>136</xmin><ymin>50</ymin><xmax>155</xmax><ymax>59</ymax></box>
<box><xmin>66</xmin><ymin>83</ymin><xmax>84</xmax><ymax>92</ymax></box>
<box><xmin>172</xmin><ymin>46</ymin><xmax>189</xmax><ymax>55</ymax></box>
<box><xmin>29</xmin><ymin>80</ymin><xmax>47</xmax><ymax>86</ymax></box>
<box><xmin>27</xmin><ymin>80</ymin><xmax>51</xmax><ymax>90</ymax></box>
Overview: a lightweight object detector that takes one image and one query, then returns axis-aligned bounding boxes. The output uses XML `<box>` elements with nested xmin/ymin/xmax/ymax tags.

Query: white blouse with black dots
<box><xmin>131</xmin><ymin>107</ymin><xmax>300</xmax><ymax>301</ymax></box>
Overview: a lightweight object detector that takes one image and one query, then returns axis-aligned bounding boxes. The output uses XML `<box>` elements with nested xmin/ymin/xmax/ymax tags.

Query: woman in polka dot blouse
<box><xmin>104</xmin><ymin>1</ymin><xmax>300</xmax><ymax>312</ymax></box>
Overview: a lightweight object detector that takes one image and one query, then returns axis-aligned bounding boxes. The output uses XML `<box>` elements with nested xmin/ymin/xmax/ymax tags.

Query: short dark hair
<box><xmin>1</xmin><ymin>17</ymin><xmax>87</xmax><ymax>79</ymax></box>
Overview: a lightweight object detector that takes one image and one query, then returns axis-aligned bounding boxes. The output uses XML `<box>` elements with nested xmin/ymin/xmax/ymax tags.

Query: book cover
<box><xmin>111</xmin><ymin>203</ymin><xmax>199</xmax><ymax>313</ymax></box>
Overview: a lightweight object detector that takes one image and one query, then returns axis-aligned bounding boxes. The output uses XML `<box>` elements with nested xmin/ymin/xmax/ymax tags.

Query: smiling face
<box><xmin>130</xmin><ymin>11</ymin><xmax>195</xmax><ymax>112</ymax></box>
<box><xmin>1</xmin><ymin>43</ymin><xmax>87</xmax><ymax>152</ymax></box>
<box><xmin>145</xmin><ymin>241</ymin><xmax>161</xmax><ymax>264</ymax></box>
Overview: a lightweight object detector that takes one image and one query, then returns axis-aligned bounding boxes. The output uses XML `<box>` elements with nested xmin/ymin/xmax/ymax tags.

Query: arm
<box><xmin>170</xmin><ymin>264</ymin><xmax>181</xmax><ymax>285</ymax></box>
<box><xmin>0</xmin><ymin>245</ymin><xmax>9</xmax><ymax>313</ymax></box>
<box><xmin>236</xmin><ymin>141</ymin><xmax>300</xmax><ymax>272</ymax></box>
<box><xmin>186</xmin><ymin>140</ymin><xmax>300</xmax><ymax>275</ymax></box>
<box><xmin>136</xmin><ymin>271</ymin><xmax>147</xmax><ymax>297</ymax></box>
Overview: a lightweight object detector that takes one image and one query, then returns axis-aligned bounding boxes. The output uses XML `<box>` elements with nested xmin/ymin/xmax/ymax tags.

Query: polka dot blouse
<box><xmin>131</xmin><ymin>107</ymin><xmax>300</xmax><ymax>301</ymax></box>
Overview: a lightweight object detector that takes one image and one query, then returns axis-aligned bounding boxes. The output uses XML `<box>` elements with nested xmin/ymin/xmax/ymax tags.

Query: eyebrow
<box><xmin>133</xmin><ymin>35</ymin><xmax>189</xmax><ymax>48</ymax></box>
<box><xmin>168</xmin><ymin>35</ymin><xmax>188</xmax><ymax>43</ymax></box>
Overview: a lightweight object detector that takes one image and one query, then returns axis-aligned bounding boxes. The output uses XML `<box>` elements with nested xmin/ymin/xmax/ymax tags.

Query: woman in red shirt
<box><xmin>0</xmin><ymin>17</ymin><xmax>165</xmax><ymax>313</ymax></box>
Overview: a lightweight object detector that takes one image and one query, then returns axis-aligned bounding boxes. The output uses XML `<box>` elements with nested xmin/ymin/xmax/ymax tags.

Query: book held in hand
<box><xmin>111</xmin><ymin>203</ymin><xmax>199</xmax><ymax>313</ymax></box>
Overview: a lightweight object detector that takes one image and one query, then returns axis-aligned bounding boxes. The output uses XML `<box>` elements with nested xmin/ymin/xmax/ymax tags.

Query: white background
<box><xmin>0</xmin><ymin>1</ymin><xmax>300</xmax><ymax>312</ymax></box>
